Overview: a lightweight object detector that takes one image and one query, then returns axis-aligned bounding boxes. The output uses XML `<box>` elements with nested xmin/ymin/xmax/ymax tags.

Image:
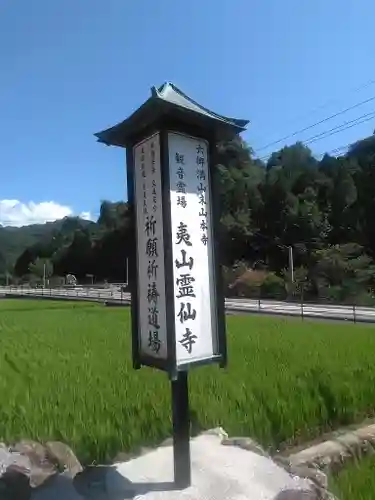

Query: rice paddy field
<box><xmin>330</xmin><ymin>455</ymin><xmax>375</xmax><ymax>499</ymax></box>
<box><xmin>1</xmin><ymin>299</ymin><xmax>375</xmax><ymax>465</ymax></box>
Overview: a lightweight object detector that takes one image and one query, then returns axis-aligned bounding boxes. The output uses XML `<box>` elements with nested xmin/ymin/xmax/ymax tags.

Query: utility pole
<box><xmin>126</xmin><ymin>257</ymin><xmax>129</xmax><ymax>286</ymax></box>
<box><xmin>43</xmin><ymin>262</ymin><xmax>46</xmax><ymax>289</ymax></box>
<box><xmin>4</xmin><ymin>257</ymin><xmax>9</xmax><ymax>287</ymax></box>
<box><xmin>288</xmin><ymin>245</ymin><xmax>294</xmax><ymax>284</ymax></box>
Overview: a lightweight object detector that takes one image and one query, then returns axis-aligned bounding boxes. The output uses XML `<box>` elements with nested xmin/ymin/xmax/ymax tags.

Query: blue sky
<box><xmin>1</xmin><ymin>0</ymin><xmax>374</xmax><ymax>225</ymax></box>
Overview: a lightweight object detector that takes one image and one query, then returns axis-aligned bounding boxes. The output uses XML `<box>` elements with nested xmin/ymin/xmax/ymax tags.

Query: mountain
<box><xmin>0</xmin><ymin>217</ymin><xmax>95</xmax><ymax>274</ymax></box>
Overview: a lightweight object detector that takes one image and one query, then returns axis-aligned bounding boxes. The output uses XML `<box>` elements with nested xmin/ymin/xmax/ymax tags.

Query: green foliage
<box><xmin>28</xmin><ymin>257</ymin><xmax>53</xmax><ymax>279</ymax></box>
<box><xmin>260</xmin><ymin>272</ymin><xmax>286</xmax><ymax>299</ymax></box>
<box><xmin>330</xmin><ymin>455</ymin><xmax>375</xmax><ymax>500</ymax></box>
<box><xmin>0</xmin><ymin>218</ymin><xmax>94</xmax><ymax>271</ymax></box>
<box><xmin>0</xmin><ymin>250</ymin><xmax>6</xmax><ymax>275</ymax></box>
<box><xmin>1</xmin><ymin>300</ymin><xmax>375</xmax><ymax>463</ymax></box>
<box><xmin>310</xmin><ymin>243</ymin><xmax>375</xmax><ymax>303</ymax></box>
<box><xmin>2</xmin><ymin>133</ymin><xmax>375</xmax><ymax>302</ymax></box>
<box><xmin>5</xmin><ymin>217</ymin><xmax>95</xmax><ymax>278</ymax></box>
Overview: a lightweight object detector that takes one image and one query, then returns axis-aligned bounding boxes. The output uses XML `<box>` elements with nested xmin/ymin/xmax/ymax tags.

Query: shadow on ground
<box><xmin>32</xmin><ymin>466</ymin><xmax>180</xmax><ymax>500</ymax></box>
<box><xmin>31</xmin><ymin>466</ymin><xmax>319</xmax><ymax>500</ymax></box>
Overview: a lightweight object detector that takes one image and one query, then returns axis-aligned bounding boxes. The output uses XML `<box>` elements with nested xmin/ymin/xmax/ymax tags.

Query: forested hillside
<box><xmin>1</xmin><ymin>133</ymin><xmax>375</xmax><ymax>303</ymax></box>
<box><xmin>0</xmin><ymin>218</ymin><xmax>94</xmax><ymax>270</ymax></box>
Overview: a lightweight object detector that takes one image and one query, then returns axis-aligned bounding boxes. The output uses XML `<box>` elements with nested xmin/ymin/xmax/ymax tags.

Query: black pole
<box><xmin>171</xmin><ymin>371</ymin><xmax>191</xmax><ymax>489</ymax></box>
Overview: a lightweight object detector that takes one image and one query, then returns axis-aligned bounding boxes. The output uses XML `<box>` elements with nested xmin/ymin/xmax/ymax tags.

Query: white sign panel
<box><xmin>168</xmin><ymin>132</ymin><xmax>218</xmax><ymax>366</ymax></box>
<box><xmin>133</xmin><ymin>133</ymin><xmax>168</xmax><ymax>360</ymax></box>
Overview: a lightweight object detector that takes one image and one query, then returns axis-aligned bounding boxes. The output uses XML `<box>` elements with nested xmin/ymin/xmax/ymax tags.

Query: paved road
<box><xmin>2</xmin><ymin>286</ymin><xmax>375</xmax><ymax>323</ymax></box>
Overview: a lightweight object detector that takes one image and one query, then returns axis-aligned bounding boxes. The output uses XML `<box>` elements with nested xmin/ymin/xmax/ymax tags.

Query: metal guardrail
<box><xmin>1</xmin><ymin>285</ymin><xmax>129</xmax><ymax>301</ymax></box>
<box><xmin>1</xmin><ymin>286</ymin><xmax>375</xmax><ymax>323</ymax></box>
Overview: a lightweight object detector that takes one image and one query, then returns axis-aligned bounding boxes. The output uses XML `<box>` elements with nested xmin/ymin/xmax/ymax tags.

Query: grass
<box><xmin>330</xmin><ymin>455</ymin><xmax>375</xmax><ymax>499</ymax></box>
<box><xmin>1</xmin><ymin>299</ymin><xmax>375</xmax><ymax>464</ymax></box>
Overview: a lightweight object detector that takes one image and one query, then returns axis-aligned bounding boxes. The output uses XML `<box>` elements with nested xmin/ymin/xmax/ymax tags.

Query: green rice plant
<box><xmin>330</xmin><ymin>455</ymin><xmax>375</xmax><ymax>499</ymax></box>
<box><xmin>1</xmin><ymin>299</ymin><xmax>375</xmax><ymax>463</ymax></box>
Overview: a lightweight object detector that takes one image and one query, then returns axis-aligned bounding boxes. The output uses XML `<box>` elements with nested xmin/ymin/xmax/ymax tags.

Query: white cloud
<box><xmin>79</xmin><ymin>211</ymin><xmax>92</xmax><ymax>221</ymax></box>
<box><xmin>0</xmin><ymin>200</ymin><xmax>93</xmax><ymax>227</ymax></box>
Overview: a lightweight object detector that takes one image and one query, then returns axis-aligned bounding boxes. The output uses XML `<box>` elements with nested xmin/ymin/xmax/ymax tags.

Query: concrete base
<box><xmin>33</xmin><ymin>433</ymin><xmax>315</xmax><ymax>499</ymax></box>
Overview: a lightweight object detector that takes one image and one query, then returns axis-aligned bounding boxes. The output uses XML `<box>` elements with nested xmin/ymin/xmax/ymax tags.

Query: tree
<box><xmin>215</xmin><ymin>137</ymin><xmax>264</xmax><ymax>265</ymax></box>
<box><xmin>310</xmin><ymin>243</ymin><xmax>375</xmax><ymax>303</ymax></box>
<box><xmin>0</xmin><ymin>250</ymin><xmax>6</xmax><ymax>275</ymax></box>
<box><xmin>29</xmin><ymin>257</ymin><xmax>54</xmax><ymax>284</ymax></box>
<box><xmin>4</xmin><ymin>132</ymin><xmax>375</xmax><ymax>304</ymax></box>
<box><xmin>53</xmin><ymin>229</ymin><xmax>93</xmax><ymax>279</ymax></box>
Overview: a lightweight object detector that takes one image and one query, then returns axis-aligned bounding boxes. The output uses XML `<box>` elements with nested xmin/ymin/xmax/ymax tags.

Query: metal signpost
<box><xmin>95</xmin><ymin>83</ymin><xmax>248</xmax><ymax>488</ymax></box>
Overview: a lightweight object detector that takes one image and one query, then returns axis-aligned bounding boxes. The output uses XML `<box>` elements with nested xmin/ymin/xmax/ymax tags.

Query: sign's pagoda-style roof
<box><xmin>94</xmin><ymin>82</ymin><xmax>249</xmax><ymax>147</ymax></box>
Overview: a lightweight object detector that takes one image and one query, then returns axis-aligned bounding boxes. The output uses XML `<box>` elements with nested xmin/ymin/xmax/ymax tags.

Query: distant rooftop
<box><xmin>94</xmin><ymin>82</ymin><xmax>249</xmax><ymax>147</ymax></box>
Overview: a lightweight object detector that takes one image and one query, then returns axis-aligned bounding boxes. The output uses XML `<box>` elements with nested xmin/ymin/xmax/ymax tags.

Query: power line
<box><xmin>317</xmin><ymin>136</ymin><xmax>372</xmax><ymax>158</ymax></box>
<box><xmin>317</xmin><ymin>150</ymin><xmax>346</xmax><ymax>159</ymax></box>
<box><xmin>259</xmin><ymin>111</ymin><xmax>375</xmax><ymax>161</ymax></box>
<box><xmin>259</xmin><ymin>111</ymin><xmax>375</xmax><ymax>162</ymax></box>
<box><xmin>315</xmin><ymin>144</ymin><xmax>349</xmax><ymax>158</ymax></box>
<box><xmin>327</xmin><ymin>144</ymin><xmax>354</xmax><ymax>156</ymax></box>
<box><xmin>305</xmin><ymin>114</ymin><xmax>375</xmax><ymax>147</ymax></box>
<box><xmin>302</xmin><ymin>110</ymin><xmax>375</xmax><ymax>147</ymax></box>
<box><xmin>252</xmin><ymin>77</ymin><xmax>375</xmax><ymax>156</ymax></box>
<box><xmin>264</xmin><ymin>77</ymin><xmax>375</xmax><ymax>135</ymax></box>
<box><xmin>256</xmin><ymin>94</ymin><xmax>375</xmax><ymax>153</ymax></box>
